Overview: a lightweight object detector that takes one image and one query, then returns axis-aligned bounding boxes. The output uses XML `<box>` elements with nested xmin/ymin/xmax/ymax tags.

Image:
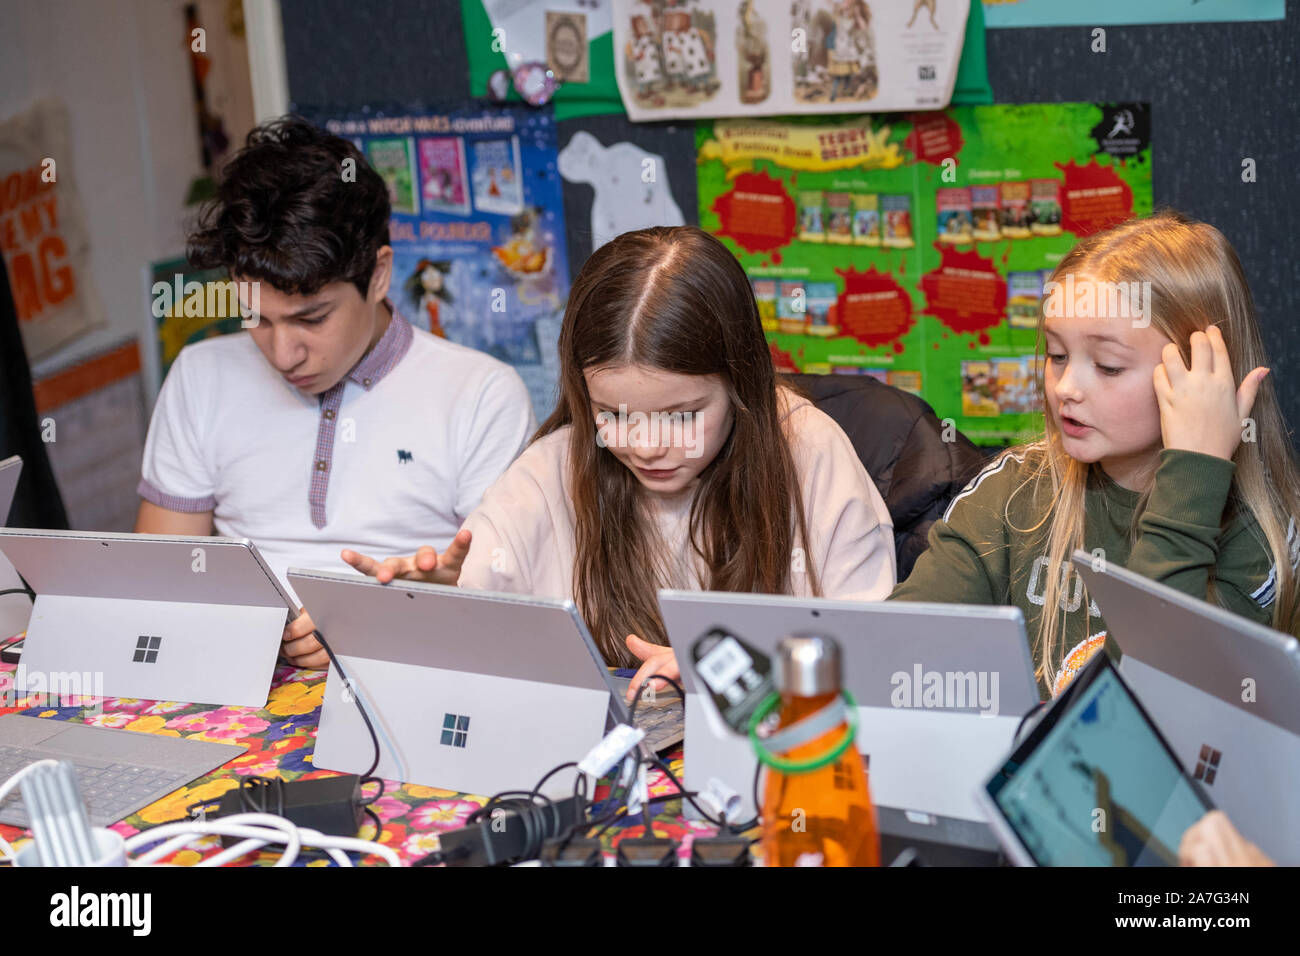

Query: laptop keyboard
<box><xmin>0</xmin><ymin>744</ymin><xmax>191</xmax><ymax>828</ymax></box>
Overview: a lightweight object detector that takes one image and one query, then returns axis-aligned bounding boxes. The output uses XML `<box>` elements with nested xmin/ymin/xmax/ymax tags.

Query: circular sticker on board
<box><xmin>486</xmin><ymin>68</ymin><xmax>511</xmax><ymax>102</ymax></box>
<box><xmin>512</xmin><ymin>62</ymin><xmax>559</xmax><ymax>106</ymax></box>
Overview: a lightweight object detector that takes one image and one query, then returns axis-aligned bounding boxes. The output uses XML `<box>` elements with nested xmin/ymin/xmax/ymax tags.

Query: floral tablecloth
<box><xmin>0</xmin><ymin>637</ymin><xmax>717</xmax><ymax>866</ymax></box>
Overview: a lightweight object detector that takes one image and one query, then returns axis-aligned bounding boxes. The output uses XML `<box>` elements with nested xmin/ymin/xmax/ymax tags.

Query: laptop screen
<box><xmin>984</xmin><ymin>652</ymin><xmax>1212</xmax><ymax>866</ymax></box>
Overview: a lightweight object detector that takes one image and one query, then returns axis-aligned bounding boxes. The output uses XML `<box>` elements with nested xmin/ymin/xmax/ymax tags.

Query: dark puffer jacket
<box><xmin>784</xmin><ymin>374</ymin><xmax>988</xmax><ymax>581</ymax></box>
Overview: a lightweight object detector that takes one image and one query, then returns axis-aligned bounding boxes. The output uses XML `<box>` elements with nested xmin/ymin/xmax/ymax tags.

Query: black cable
<box><xmin>627</xmin><ymin>674</ymin><xmax>686</xmax><ymax>727</ymax></box>
<box><xmin>237</xmin><ymin>775</ymin><xmax>286</xmax><ymax>816</ymax></box>
<box><xmin>312</xmin><ymin>627</ymin><xmax>386</xmax><ymax>804</ymax></box>
<box><xmin>0</xmin><ymin>572</ymin><xmax>36</xmax><ymax>602</ymax></box>
<box><xmin>467</xmin><ymin>788</ymin><xmax>563</xmax><ymax>863</ymax></box>
<box><xmin>646</xmin><ymin>755</ymin><xmax>730</xmax><ymax>829</ymax></box>
<box><xmin>585</xmin><ymin>791</ymin><xmax>702</xmax><ymax>839</ymax></box>
<box><xmin>531</xmin><ymin>761</ymin><xmax>578</xmax><ymax>795</ymax></box>
<box><xmin>362</xmin><ymin>806</ymin><xmax>382</xmax><ymax>841</ymax></box>
<box><xmin>625</xmin><ymin>674</ymin><xmax>687</xmax><ymax>839</ymax></box>
<box><xmin>743</xmin><ymin>759</ymin><xmax>762</xmax><ymax>833</ymax></box>
<box><xmin>1014</xmin><ymin>699</ymin><xmax>1048</xmax><ymax>744</ymax></box>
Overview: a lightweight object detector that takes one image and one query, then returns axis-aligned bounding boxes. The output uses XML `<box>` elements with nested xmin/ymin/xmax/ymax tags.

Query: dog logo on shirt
<box><xmin>397</xmin><ymin>449</ymin><xmax>413</xmax><ymax>464</ymax></box>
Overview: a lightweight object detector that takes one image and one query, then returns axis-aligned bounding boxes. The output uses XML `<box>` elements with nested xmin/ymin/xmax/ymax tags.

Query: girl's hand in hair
<box><xmin>624</xmin><ymin>634</ymin><xmax>680</xmax><ymax>704</ymax></box>
<box><xmin>1179</xmin><ymin>810</ymin><xmax>1275</xmax><ymax>867</ymax></box>
<box><xmin>1153</xmin><ymin>325</ymin><xmax>1269</xmax><ymax>462</ymax></box>
<box><xmin>340</xmin><ymin>529</ymin><xmax>472</xmax><ymax>586</ymax></box>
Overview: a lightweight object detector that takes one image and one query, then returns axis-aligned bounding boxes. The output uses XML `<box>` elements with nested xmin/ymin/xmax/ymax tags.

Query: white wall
<box><xmin>0</xmin><ymin>0</ymin><xmax>257</xmax><ymax>635</ymax></box>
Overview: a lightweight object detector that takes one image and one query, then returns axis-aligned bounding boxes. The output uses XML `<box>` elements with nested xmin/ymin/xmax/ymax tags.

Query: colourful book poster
<box><xmin>470</xmin><ymin>137</ymin><xmax>524</xmax><ymax>216</ymax></box>
<box><xmin>697</xmin><ymin>102</ymin><xmax>1153</xmax><ymax>445</ymax></box>
<box><xmin>366</xmin><ymin>137</ymin><xmax>419</xmax><ymax>215</ymax></box>
<box><xmin>418</xmin><ymin>136</ymin><xmax>471</xmax><ymax>216</ymax></box>
<box><xmin>150</xmin><ymin>257</ymin><xmax>246</xmax><ymax>382</ymax></box>
<box><xmin>303</xmin><ymin>106</ymin><xmax>570</xmax><ymax>420</ymax></box>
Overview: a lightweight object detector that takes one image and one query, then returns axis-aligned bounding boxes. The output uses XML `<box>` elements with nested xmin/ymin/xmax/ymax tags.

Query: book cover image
<box><xmin>366</xmin><ymin>137</ymin><xmax>419</xmax><ymax>215</ymax></box>
<box><xmin>805</xmin><ymin>280</ymin><xmax>839</xmax><ymax>336</ymax></box>
<box><xmin>1007</xmin><ymin>270</ymin><xmax>1044</xmax><ymax>328</ymax></box>
<box><xmin>937</xmin><ymin>187</ymin><xmax>974</xmax><ymax>245</ymax></box>
<box><xmin>470</xmin><ymin>137</ymin><xmax>525</xmax><ymax>216</ymax></box>
<box><xmin>825</xmin><ymin>192</ymin><xmax>853</xmax><ymax>245</ymax></box>
<box><xmin>851</xmin><ymin>193</ymin><xmax>880</xmax><ymax>246</ymax></box>
<box><xmin>881</xmin><ymin>194</ymin><xmax>914</xmax><ymax>248</ymax></box>
<box><xmin>972</xmin><ymin>185</ymin><xmax>1001</xmax><ymax>241</ymax></box>
<box><xmin>419</xmin><ymin>136</ymin><xmax>471</xmax><ymax>216</ymax></box>
<box><xmin>752</xmin><ymin>278</ymin><xmax>778</xmax><ymax>331</ymax></box>
<box><xmin>777</xmin><ymin>280</ymin><xmax>807</xmax><ymax>333</ymax></box>
<box><xmin>1000</xmin><ymin>181</ymin><xmax>1032</xmax><ymax>238</ymax></box>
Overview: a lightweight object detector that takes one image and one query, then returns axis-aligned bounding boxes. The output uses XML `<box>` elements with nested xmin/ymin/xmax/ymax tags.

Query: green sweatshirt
<box><xmin>891</xmin><ymin>445</ymin><xmax>1289</xmax><ymax>698</ymax></box>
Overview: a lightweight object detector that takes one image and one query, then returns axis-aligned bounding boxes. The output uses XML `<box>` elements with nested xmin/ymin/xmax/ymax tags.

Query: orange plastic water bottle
<box><xmin>757</xmin><ymin>634</ymin><xmax>879</xmax><ymax>867</ymax></box>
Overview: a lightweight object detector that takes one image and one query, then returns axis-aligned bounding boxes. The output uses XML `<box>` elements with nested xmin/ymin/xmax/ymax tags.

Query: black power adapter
<box><xmin>429</xmin><ymin>794</ymin><xmax>588</xmax><ymax>867</ymax></box>
<box><xmin>206</xmin><ymin>775</ymin><xmax>365</xmax><ymax>844</ymax></box>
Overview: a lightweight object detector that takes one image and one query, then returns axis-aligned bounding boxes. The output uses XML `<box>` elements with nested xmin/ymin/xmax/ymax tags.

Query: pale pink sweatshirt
<box><xmin>457</xmin><ymin>389</ymin><xmax>897</xmax><ymax>607</ymax></box>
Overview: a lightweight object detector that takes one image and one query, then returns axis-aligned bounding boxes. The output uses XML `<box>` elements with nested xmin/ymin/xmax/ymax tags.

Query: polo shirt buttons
<box><xmin>322</xmin><ymin>409</ymin><xmax>335</xmax><ymax>419</ymax></box>
<box><xmin>316</xmin><ymin>460</ymin><xmax>328</xmax><ymax>471</ymax></box>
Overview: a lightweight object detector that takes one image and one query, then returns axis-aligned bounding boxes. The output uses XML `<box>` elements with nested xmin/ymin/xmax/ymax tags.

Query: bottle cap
<box><xmin>773</xmin><ymin>634</ymin><xmax>841</xmax><ymax>696</ymax></box>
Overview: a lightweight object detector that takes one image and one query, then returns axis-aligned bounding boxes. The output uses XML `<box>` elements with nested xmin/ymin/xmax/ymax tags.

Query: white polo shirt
<box><xmin>138</xmin><ymin>306</ymin><xmax>536</xmax><ymax>603</ymax></box>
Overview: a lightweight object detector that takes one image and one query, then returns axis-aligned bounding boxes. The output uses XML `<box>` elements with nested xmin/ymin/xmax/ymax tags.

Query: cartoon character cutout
<box><xmin>626</xmin><ymin>3</ymin><xmax>667</xmax><ymax>104</ymax></box>
<box><xmin>907</xmin><ymin>0</ymin><xmax>939</xmax><ymax>31</ymax></box>
<box><xmin>827</xmin><ymin>0</ymin><xmax>874</xmax><ymax>101</ymax></box>
<box><xmin>405</xmin><ymin>259</ymin><xmax>454</xmax><ymax>339</ymax></box>
<box><xmin>736</xmin><ymin>0</ymin><xmax>770</xmax><ymax>104</ymax></box>
<box><xmin>661</xmin><ymin>1</ymin><xmax>716</xmax><ymax>93</ymax></box>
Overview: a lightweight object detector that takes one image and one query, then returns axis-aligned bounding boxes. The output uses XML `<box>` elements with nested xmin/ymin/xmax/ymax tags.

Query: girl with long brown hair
<box><xmin>343</xmin><ymin>226</ymin><xmax>896</xmax><ymax>696</ymax></box>
<box><xmin>893</xmin><ymin>211</ymin><xmax>1299</xmax><ymax>698</ymax></box>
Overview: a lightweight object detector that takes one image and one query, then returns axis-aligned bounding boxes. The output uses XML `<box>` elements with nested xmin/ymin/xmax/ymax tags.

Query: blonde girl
<box><xmin>893</xmin><ymin>211</ymin><xmax>1298</xmax><ymax>697</ymax></box>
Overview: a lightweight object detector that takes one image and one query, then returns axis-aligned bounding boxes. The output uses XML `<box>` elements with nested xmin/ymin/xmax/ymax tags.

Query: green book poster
<box><xmin>696</xmin><ymin>102</ymin><xmax>1152</xmax><ymax>445</ymax></box>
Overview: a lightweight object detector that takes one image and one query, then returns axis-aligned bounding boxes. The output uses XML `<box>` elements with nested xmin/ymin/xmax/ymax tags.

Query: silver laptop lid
<box><xmin>1071</xmin><ymin>549</ymin><xmax>1300</xmax><ymax>737</ymax></box>
<box><xmin>0</xmin><ymin>529</ymin><xmax>296</xmax><ymax>611</ymax></box>
<box><xmin>287</xmin><ymin>568</ymin><xmax>617</xmax><ymax>698</ymax></box>
<box><xmin>0</xmin><ymin>456</ymin><xmax>21</xmax><ymax>526</ymax></box>
<box><xmin>657</xmin><ymin>590</ymin><xmax>1039</xmax><ymax>717</ymax></box>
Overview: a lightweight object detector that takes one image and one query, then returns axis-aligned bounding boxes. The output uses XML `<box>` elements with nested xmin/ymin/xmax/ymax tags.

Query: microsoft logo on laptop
<box><xmin>1193</xmin><ymin>744</ymin><xmax>1222</xmax><ymax>785</ymax></box>
<box><xmin>440</xmin><ymin>713</ymin><xmax>470</xmax><ymax>748</ymax></box>
<box><xmin>133</xmin><ymin>636</ymin><xmax>161</xmax><ymax>664</ymax></box>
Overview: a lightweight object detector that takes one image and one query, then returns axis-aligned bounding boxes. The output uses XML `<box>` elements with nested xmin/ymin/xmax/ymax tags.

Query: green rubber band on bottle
<box><xmin>748</xmin><ymin>689</ymin><xmax>859</xmax><ymax>774</ymax></box>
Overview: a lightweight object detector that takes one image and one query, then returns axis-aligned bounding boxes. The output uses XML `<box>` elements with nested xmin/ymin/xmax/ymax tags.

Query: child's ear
<box><xmin>369</xmin><ymin>246</ymin><xmax>394</xmax><ymax>304</ymax></box>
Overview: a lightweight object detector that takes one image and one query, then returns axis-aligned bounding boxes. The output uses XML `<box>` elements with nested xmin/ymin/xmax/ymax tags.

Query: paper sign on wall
<box><xmin>612</xmin><ymin>0</ymin><xmax>969</xmax><ymax>122</ymax></box>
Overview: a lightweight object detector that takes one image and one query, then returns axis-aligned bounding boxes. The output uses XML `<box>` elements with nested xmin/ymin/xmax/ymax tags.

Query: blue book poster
<box><xmin>306</xmin><ymin>105</ymin><xmax>570</xmax><ymax>420</ymax></box>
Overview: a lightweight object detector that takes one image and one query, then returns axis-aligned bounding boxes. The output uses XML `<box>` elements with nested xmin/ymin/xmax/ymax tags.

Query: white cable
<box><xmin>3</xmin><ymin>763</ymin><xmax>401</xmax><ymax>868</ymax></box>
<box><xmin>0</xmin><ymin>759</ymin><xmax>60</xmax><ymax>864</ymax></box>
<box><xmin>122</xmin><ymin>812</ymin><xmax>401</xmax><ymax>867</ymax></box>
<box><xmin>198</xmin><ymin>837</ymin><xmax>271</xmax><ymax>868</ymax></box>
<box><xmin>126</xmin><ymin>813</ymin><xmax>303</xmax><ymax>867</ymax></box>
